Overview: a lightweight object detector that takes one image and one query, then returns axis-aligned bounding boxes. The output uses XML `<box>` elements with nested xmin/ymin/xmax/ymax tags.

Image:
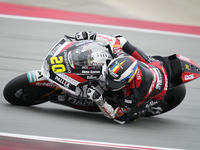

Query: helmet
<box><xmin>105</xmin><ymin>56</ymin><xmax>138</xmax><ymax>91</ymax></box>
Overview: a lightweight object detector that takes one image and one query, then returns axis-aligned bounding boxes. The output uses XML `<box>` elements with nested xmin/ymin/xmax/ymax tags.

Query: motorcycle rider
<box><xmin>75</xmin><ymin>31</ymin><xmax>168</xmax><ymax>124</ymax></box>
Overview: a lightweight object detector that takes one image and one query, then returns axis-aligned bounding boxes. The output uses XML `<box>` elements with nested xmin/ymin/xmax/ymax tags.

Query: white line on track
<box><xmin>0</xmin><ymin>14</ymin><xmax>200</xmax><ymax>39</ymax></box>
<box><xmin>0</xmin><ymin>132</ymin><xmax>186</xmax><ymax>150</ymax></box>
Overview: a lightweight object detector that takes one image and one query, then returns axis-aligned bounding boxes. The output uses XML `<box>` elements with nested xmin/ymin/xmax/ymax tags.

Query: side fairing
<box><xmin>41</xmin><ymin>39</ymin><xmax>112</xmax><ymax>97</ymax></box>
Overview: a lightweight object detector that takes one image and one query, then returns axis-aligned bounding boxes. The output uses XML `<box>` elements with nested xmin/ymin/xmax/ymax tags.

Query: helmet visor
<box><xmin>105</xmin><ymin>75</ymin><xmax>126</xmax><ymax>91</ymax></box>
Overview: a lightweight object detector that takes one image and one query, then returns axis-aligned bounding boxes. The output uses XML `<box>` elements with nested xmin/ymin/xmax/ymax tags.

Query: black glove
<box><xmin>75</xmin><ymin>31</ymin><xmax>97</xmax><ymax>41</ymax></box>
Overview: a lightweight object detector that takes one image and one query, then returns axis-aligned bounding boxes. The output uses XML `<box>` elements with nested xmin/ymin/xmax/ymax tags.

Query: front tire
<box><xmin>3</xmin><ymin>73</ymin><xmax>55</xmax><ymax>106</ymax></box>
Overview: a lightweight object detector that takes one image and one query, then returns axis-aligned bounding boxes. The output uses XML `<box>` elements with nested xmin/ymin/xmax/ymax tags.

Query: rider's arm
<box><xmin>75</xmin><ymin>31</ymin><xmax>155</xmax><ymax>63</ymax></box>
<box><xmin>116</xmin><ymin>36</ymin><xmax>156</xmax><ymax>63</ymax></box>
<box><xmin>75</xmin><ymin>32</ymin><xmax>127</xmax><ymax>58</ymax></box>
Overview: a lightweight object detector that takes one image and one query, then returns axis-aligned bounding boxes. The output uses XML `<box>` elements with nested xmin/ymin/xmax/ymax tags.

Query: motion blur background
<box><xmin>0</xmin><ymin>0</ymin><xmax>200</xmax><ymax>27</ymax></box>
<box><xmin>1</xmin><ymin>0</ymin><xmax>200</xmax><ymax>150</ymax></box>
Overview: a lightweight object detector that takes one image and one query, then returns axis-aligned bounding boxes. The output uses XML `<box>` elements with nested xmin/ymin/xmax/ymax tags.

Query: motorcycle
<box><xmin>3</xmin><ymin>35</ymin><xmax>200</xmax><ymax>118</ymax></box>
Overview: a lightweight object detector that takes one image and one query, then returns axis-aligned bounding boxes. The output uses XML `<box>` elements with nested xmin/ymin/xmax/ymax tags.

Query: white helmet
<box><xmin>105</xmin><ymin>56</ymin><xmax>138</xmax><ymax>91</ymax></box>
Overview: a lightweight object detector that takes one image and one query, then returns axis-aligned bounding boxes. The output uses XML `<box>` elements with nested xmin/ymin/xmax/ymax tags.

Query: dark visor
<box><xmin>105</xmin><ymin>75</ymin><xmax>126</xmax><ymax>91</ymax></box>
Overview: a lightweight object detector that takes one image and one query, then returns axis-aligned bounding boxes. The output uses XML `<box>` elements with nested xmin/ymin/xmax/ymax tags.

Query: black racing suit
<box><xmin>110</xmin><ymin>40</ymin><xmax>168</xmax><ymax>121</ymax></box>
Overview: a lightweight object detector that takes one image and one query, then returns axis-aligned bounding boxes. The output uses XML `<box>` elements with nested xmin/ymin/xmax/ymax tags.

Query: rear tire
<box><xmin>3</xmin><ymin>73</ymin><xmax>54</xmax><ymax>106</ymax></box>
<box><xmin>145</xmin><ymin>84</ymin><xmax>186</xmax><ymax>117</ymax></box>
<box><xmin>162</xmin><ymin>84</ymin><xmax>186</xmax><ymax>114</ymax></box>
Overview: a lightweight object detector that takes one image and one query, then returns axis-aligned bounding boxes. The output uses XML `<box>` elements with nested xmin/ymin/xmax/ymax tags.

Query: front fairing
<box><xmin>41</xmin><ymin>38</ymin><xmax>111</xmax><ymax>96</ymax></box>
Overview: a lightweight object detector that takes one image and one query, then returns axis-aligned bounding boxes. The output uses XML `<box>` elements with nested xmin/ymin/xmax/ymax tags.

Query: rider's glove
<box><xmin>75</xmin><ymin>31</ymin><xmax>97</xmax><ymax>41</ymax></box>
<box><xmin>150</xmin><ymin>106</ymin><xmax>163</xmax><ymax>115</ymax></box>
<box><xmin>87</xmin><ymin>85</ymin><xmax>118</xmax><ymax>119</ymax></box>
<box><xmin>87</xmin><ymin>86</ymin><xmax>104</xmax><ymax>106</ymax></box>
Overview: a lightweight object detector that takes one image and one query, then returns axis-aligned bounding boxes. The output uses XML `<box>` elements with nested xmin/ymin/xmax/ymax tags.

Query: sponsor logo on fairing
<box><xmin>50</xmin><ymin>44</ymin><xmax>62</xmax><ymax>55</ymax></box>
<box><xmin>82</xmin><ymin>70</ymin><xmax>100</xmax><ymax>74</ymax></box>
<box><xmin>68</xmin><ymin>97</ymin><xmax>94</xmax><ymax>106</ymax></box>
<box><xmin>185</xmin><ymin>64</ymin><xmax>191</xmax><ymax>70</ymax></box>
<box><xmin>58</xmin><ymin>74</ymin><xmax>79</xmax><ymax>86</ymax></box>
<box><xmin>35</xmin><ymin>82</ymin><xmax>56</xmax><ymax>88</ymax></box>
<box><xmin>55</xmin><ymin>76</ymin><xmax>70</xmax><ymax>88</ymax></box>
<box><xmin>86</xmin><ymin>75</ymin><xmax>97</xmax><ymax>79</ymax></box>
<box><xmin>178</xmin><ymin>54</ymin><xmax>191</xmax><ymax>62</ymax></box>
<box><xmin>185</xmin><ymin>74</ymin><xmax>194</xmax><ymax>80</ymax></box>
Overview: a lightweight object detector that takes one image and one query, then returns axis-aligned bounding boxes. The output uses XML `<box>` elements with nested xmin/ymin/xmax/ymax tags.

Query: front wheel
<box><xmin>3</xmin><ymin>73</ymin><xmax>56</xmax><ymax>106</ymax></box>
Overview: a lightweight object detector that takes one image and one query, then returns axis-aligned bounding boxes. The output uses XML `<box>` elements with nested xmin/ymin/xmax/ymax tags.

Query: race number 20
<box><xmin>50</xmin><ymin>56</ymin><xmax>66</xmax><ymax>72</ymax></box>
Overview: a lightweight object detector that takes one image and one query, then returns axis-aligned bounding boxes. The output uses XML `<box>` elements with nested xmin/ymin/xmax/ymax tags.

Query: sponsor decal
<box><xmin>153</xmin><ymin>68</ymin><xmax>162</xmax><ymax>90</ymax></box>
<box><xmin>91</xmin><ymin>62</ymin><xmax>104</xmax><ymax>66</ymax></box>
<box><xmin>86</xmin><ymin>75</ymin><xmax>97</xmax><ymax>79</ymax></box>
<box><xmin>177</xmin><ymin>54</ymin><xmax>191</xmax><ymax>62</ymax></box>
<box><xmin>68</xmin><ymin>97</ymin><xmax>94</xmax><ymax>106</ymax></box>
<box><xmin>185</xmin><ymin>74</ymin><xmax>194</xmax><ymax>80</ymax></box>
<box><xmin>55</xmin><ymin>75</ymin><xmax>70</xmax><ymax>88</ymax></box>
<box><xmin>82</xmin><ymin>66</ymin><xmax>102</xmax><ymax>70</ymax></box>
<box><xmin>49</xmin><ymin>39</ymin><xmax>66</xmax><ymax>56</ymax></box>
<box><xmin>58</xmin><ymin>74</ymin><xmax>79</xmax><ymax>86</ymax></box>
<box><xmin>82</xmin><ymin>70</ymin><xmax>100</xmax><ymax>74</ymax></box>
<box><xmin>185</xmin><ymin>64</ymin><xmax>191</xmax><ymax>70</ymax></box>
<box><xmin>145</xmin><ymin>100</ymin><xmax>158</xmax><ymax>108</ymax></box>
<box><xmin>35</xmin><ymin>82</ymin><xmax>56</xmax><ymax>88</ymax></box>
<box><xmin>124</xmin><ymin>99</ymin><xmax>132</xmax><ymax>104</ymax></box>
<box><xmin>50</xmin><ymin>43</ymin><xmax>62</xmax><ymax>56</ymax></box>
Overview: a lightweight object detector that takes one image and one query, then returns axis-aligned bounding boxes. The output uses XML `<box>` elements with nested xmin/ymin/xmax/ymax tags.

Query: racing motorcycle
<box><xmin>3</xmin><ymin>35</ymin><xmax>200</xmax><ymax>118</ymax></box>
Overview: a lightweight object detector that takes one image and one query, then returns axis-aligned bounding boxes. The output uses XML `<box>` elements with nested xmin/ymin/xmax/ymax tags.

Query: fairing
<box><xmin>41</xmin><ymin>38</ymin><xmax>112</xmax><ymax>96</ymax></box>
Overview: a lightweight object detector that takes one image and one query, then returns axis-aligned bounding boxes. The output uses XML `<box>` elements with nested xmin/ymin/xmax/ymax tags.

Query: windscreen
<box><xmin>71</xmin><ymin>42</ymin><xmax>110</xmax><ymax>66</ymax></box>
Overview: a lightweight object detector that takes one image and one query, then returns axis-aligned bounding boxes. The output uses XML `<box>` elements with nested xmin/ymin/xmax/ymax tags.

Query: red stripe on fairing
<box><xmin>60</xmin><ymin>41</ymin><xmax>76</xmax><ymax>52</ymax></box>
<box><xmin>181</xmin><ymin>72</ymin><xmax>200</xmax><ymax>83</ymax></box>
<box><xmin>1</xmin><ymin>2</ymin><xmax>200</xmax><ymax>35</ymax></box>
<box><xmin>177</xmin><ymin>54</ymin><xmax>200</xmax><ymax>67</ymax></box>
<box><xmin>65</xmin><ymin>73</ymin><xmax>87</xmax><ymax>83</ymax></box>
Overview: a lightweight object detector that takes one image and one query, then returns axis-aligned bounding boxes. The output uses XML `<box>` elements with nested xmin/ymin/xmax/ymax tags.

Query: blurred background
<box><xmin>1</xmin><ymin>0</ymin><xmax>200</xmax><ymax>150</ymax></box>
<box><xmin>0</xmin><ymin>0</ymin><xmax>200</xmax><ymax>27</ymax></box>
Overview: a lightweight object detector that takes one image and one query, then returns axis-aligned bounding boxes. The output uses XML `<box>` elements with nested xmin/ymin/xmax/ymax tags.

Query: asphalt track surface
<box><xmin>0</xmin><ymin>3</ymin><xmax>200</xmax><ymax>150</ymax></box>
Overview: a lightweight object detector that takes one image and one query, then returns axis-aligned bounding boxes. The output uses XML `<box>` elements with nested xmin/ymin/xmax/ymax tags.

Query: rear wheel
<box><xmin>162</xmin><ymin>84</ymin><xmax>186</xmax><ymax>114</ymax></box>
<box><xmin>145</xmin><ymin>84</ymin><xmax>186</xmax><ymax>117</ymax></box>
<box><xmin>3</xmin><ymin>73</ymin><xmax>56</xmax><ymax>106</ymax></box>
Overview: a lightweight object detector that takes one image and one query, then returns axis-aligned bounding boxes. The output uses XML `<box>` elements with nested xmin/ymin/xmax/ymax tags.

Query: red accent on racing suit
<box><xmin>111</xmin><ymin>39</ymin><xmax>168</xmax><ymax>120</ymax></box>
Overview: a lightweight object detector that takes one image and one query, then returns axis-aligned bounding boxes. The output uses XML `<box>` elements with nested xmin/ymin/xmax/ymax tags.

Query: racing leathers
<box><xmin>75</xmin><ymin>32</ymin><xmax>168</xmax><ymax>123</ymax></box>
